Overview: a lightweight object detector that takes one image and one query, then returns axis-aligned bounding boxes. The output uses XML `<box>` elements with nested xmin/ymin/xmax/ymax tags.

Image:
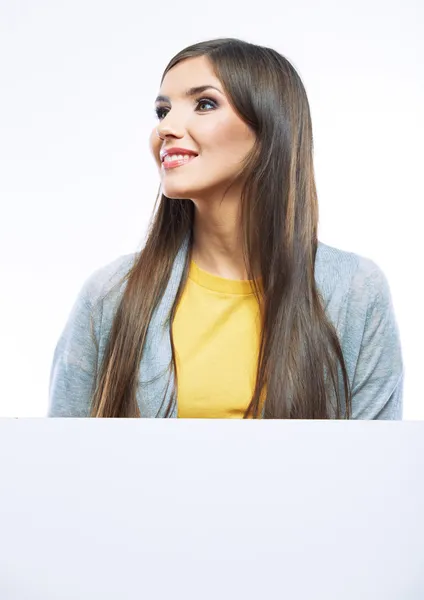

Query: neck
<box><xmin>191</xmin><ymin>200</ymin><xmax>249</xmax><ymax>280</ymax></box>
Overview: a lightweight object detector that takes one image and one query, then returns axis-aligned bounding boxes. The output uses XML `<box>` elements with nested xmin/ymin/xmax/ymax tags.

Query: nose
<box><xmin>156</xmin><ymin>112</ymin><xmax>184</xmax><ymax>140</ymax></box>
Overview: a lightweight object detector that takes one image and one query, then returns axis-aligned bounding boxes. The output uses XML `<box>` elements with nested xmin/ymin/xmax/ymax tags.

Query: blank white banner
<box><xmin>0</xmin><ymin>419</ymin><xmax>423</xmax><ymax>599</ymax></box>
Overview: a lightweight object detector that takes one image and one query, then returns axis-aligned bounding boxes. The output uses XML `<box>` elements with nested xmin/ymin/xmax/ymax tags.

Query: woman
<box><xmin>48</xmin><ymin>38</ymin><xmax>403</xmax><ymax>419</ymax></box>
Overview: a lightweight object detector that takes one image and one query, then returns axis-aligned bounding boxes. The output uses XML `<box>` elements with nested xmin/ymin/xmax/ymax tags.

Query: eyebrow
<box><xmin>155</xmin><ymin>85</ymin><xmax>223</xmax><ymax>104</ymax></box>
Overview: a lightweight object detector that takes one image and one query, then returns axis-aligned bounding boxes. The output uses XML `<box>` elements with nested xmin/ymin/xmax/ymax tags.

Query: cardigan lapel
<box><xmin>136</xmin><ymin>234</ymin><xmax>190</xmax><ymax>417</ymax></box>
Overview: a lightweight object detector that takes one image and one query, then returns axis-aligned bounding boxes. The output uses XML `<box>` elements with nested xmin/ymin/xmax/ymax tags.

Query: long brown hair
<box><xmin>91</xmin><ymin>38</ymin><xmax>352</xmax><ymax>418</ymax></box>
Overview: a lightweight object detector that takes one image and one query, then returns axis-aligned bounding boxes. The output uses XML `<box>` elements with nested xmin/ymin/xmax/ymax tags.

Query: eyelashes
<box><xmin>155</xmin><ymin>97</ymin><xmax>218</xmax><ymax>121</ymax></box>
<box><xmin>155</xmin><ymin>106</ymin><xmax>170</xmax><ymax>120</ymax></box>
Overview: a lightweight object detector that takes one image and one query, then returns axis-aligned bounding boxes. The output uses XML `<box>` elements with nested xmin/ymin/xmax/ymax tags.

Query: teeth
<box><xmin>164</xmin><ymin>154</ymin><xmax>194</xmax><ymax>162</ymax></box>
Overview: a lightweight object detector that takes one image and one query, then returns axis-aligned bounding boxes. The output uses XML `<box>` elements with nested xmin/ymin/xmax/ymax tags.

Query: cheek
<box><xmin>202</xmin><ymin>119</ymin><xmax>255</xmax><ymax>165</ymax></box>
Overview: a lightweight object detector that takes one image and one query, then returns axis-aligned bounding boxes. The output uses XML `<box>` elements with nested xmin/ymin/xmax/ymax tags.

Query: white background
<box><xmin>0</xmin><ymin>0</ymin><xmax>422</xmax><ymax>418</ymax></box>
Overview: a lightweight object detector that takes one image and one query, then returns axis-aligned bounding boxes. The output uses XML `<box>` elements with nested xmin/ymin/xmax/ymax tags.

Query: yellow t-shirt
<box><xmin>172</xmin><ymin>259</ymin><xmax>262</xmax><ymax>418</ymax></box>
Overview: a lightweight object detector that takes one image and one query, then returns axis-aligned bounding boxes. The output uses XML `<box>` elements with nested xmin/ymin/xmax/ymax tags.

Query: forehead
<box><xmin>159</xmin><ymin>56</ymin><xmax>221</xmax><ymax>94</ymax></box>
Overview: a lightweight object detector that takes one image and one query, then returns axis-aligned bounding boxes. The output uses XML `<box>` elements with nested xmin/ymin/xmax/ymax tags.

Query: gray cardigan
<box><xmin>48</xmin><ymin>236</ymin><xmax>404</xmax><ymax>419</ymax></box>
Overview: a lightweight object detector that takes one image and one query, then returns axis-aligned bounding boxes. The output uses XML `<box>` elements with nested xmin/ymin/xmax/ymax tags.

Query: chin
<box><xmin>161</xmin><ymin>180</ymin><xmax>202</xmax><ymax>200</ymax></box>
<box><xmin>162</xmin><ymin>188</ymin><xmax>193</xmax><ymax>200</ymax></box>
<box><xmin>161</xmin><ymin>180</ymin><xmax>218</xmax><ymax>202</ymax></box>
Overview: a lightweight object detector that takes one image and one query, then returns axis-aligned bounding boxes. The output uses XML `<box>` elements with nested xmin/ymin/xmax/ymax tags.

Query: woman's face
<box><xmin>150</xmin><ymin>55</ymin><xmax>256</xmax><ymax>201</ymax></box>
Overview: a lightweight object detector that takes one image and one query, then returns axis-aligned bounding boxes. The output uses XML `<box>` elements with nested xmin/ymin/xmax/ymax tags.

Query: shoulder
<box><xmin>79</xmin><ymin>252</ymin><xmax>139</xmax><ymax>309</ymax></box>
<box><xmin>315</xmin><ymin>240</ymin><xmax>392</xmax><ymax>314</ymax></box>
<box><xmin>62</xmin><ymin>251</ymin><xmax>141</xmax><ymax>353</ymax></box>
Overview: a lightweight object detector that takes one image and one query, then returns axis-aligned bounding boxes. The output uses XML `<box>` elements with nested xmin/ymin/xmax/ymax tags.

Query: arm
<box><xmin>350</xmin><ymin>261</ymin><xmax>404</xmax><ymax>420</ymax></box>
<box><xmin>48</xmin><ymin>277</ymin><xmax>101</xmax><ymax>417</ymax></box>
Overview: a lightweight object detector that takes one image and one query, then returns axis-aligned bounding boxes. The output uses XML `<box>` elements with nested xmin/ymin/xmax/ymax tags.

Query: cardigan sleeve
<box><xmin>48</xmin><ymin>276</ymin><xmax>101</xmax><ymax>417</ymax></box>
<box><xmin>349</xmin><ymin>260</ymin><xmax>404</xmax><ymax>420</ymax></box>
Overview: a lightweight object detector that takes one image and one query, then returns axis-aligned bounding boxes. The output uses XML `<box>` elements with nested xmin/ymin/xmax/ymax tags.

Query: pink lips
<box><xmin>160</xmin><ymin>147</ymin><xmax>198</xmax><ymax>170</ymax></box>
<box><xmin>162</xmin><ymin>155</ymin><xmax>197</xmax><ymax>170</ymax></box>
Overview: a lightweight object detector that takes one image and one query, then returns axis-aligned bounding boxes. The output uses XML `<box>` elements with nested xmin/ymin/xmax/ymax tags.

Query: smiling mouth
<box><xmin>162</xmin><ymin>154</ymin><xmax>197</xmax><ymax>170</ymax></box>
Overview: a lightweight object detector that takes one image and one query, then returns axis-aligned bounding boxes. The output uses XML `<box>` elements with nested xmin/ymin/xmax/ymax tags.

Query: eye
<box><xmin>196</xmin><ymin>98</ymin><xmax>218</xmax><ymax>112</ymax></box>
<box><xmin>154</xmin><ymin>97</ymin><xmax>218</xmax><ymax>121</ymax></box>
<box><xmin>155</xmin><ymin>106</ymin><xmax>169</xmax><ymax>121</ymax></box>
